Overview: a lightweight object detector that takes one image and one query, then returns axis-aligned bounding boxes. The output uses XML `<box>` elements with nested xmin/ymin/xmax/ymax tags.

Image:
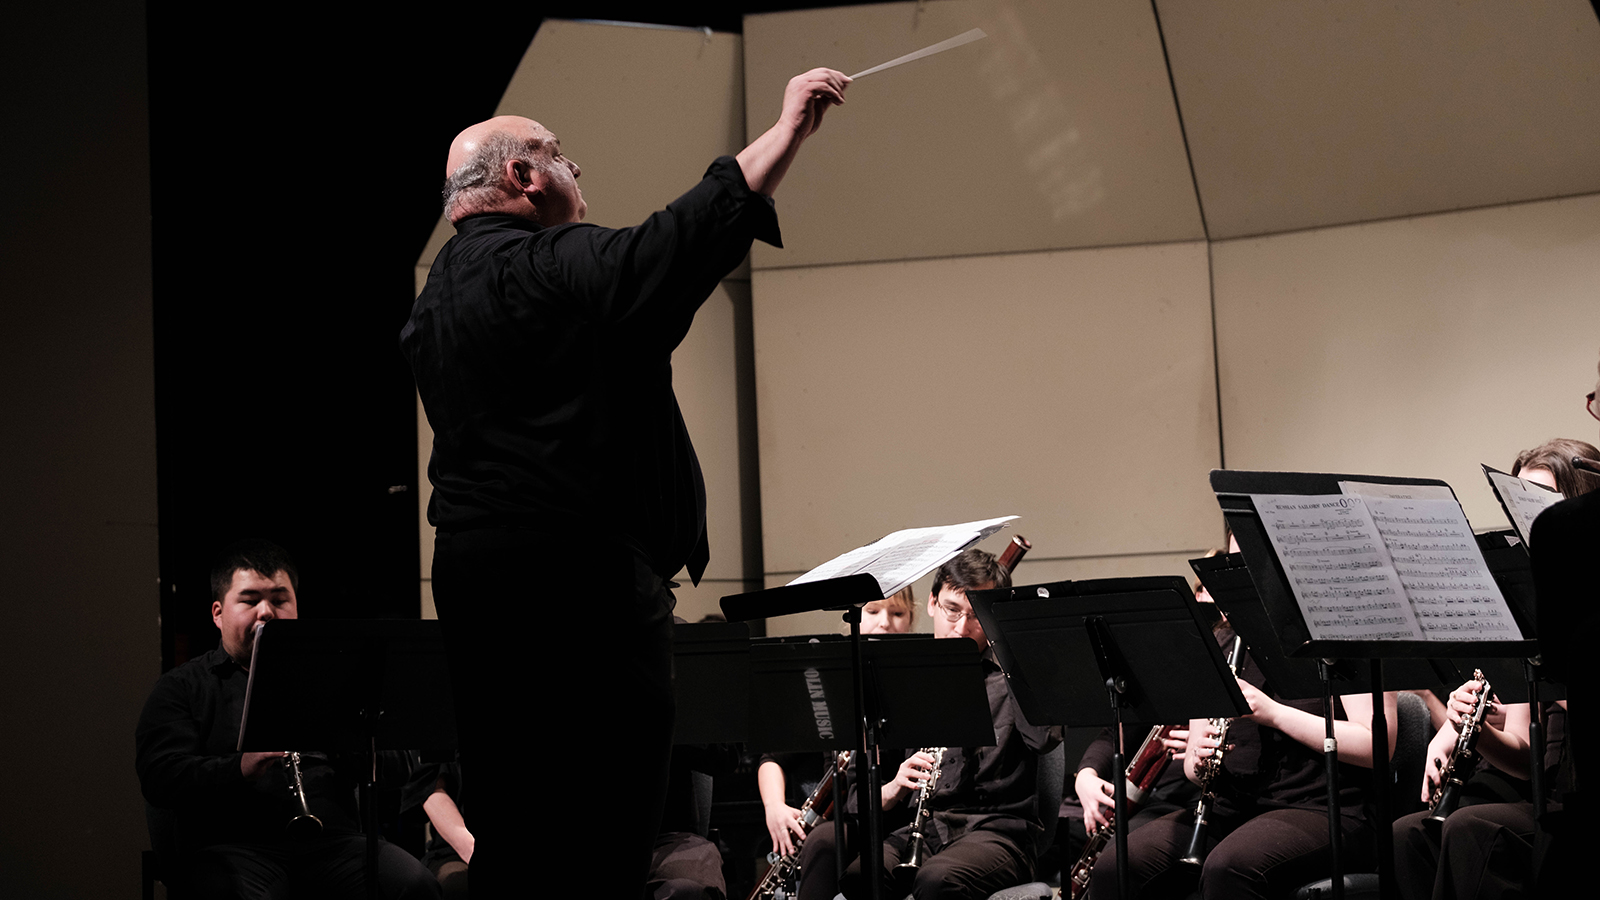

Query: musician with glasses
<box><xmin>135</xmin><ymin>539</ymin><xmax>438</xmax><ymax>900</ymax></box>
<box><xmin>797</xmin><ymin>549</ymin><xmax>1062</xmax><ymax>900</ymax></box>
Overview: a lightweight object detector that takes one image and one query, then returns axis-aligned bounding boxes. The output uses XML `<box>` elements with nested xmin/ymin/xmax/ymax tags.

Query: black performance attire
<box><xmin>134</xmin><ymin>647</ymin><xmax>438</xmax><ymax>900</ymax></box>
<box><xmin>805</xmin><ymin>651</ymin><xmax>1061</xmax><ymax>900</ymax></box>
<box><xmin>1060</xmin><ymin>725</ymin><xmax>1197</xmax><ymax>877</ymax></box>
<box><xmin>1393</xmin><ymin>705</ymin><xmax>1565</xmax><ymax>900</ymax></box>
<box><xmin>1531</xmin><ymin>489</ymin><xmax>1600</xmax><ymax>890</ymax></box>
<box><xmin>400</xmin><ymin>156</ymin><xmax>781</xmax><ymax>898</ymax></box>
<box><xmin>1090</xmin><ymin>631</ymin><xmax>1373</xmax><ymax>900</ymax></box>
<box><xmin>401</xmin><ymin>759</ymin><xmax>468</xmax><ymax>898</ymax></box>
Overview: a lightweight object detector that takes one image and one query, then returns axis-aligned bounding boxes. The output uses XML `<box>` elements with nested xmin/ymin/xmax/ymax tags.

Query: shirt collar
<box><xmin>453</xmin><ymin>212</ymin><xmax>545</xmax><ymax>237</ymax></box>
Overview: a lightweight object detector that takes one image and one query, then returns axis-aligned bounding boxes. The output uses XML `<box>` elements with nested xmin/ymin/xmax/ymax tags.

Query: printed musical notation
<box><xmin>1483</xmin><ymin>465</ymin><xmax>1564</xmax><ymax>548</ymax></box>
<box><xmin>1364</xmin><ymin>497</ymin><xmax>1517</xmax><ymax>640</ymax></box>
<box><xmin>1253</xmin><ymin>494</ymin><xmax>1424</xmax><ymax>642</ymax></box>
<box><xmin>1251</xmin><ymin>491</ymin><xmax>1522</xmax><ymax>644</ymax></box>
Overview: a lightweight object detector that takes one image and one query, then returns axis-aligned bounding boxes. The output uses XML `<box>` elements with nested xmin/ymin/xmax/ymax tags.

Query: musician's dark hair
<box><xmin>210</xmin><ymin>539</ymin><xmax>300</xmax><ymax>603</ymax></box>
<box><xmin>1511</xmin><ymin>438</ymin><xmax>1600</xmax><ymax>498</ymax></box>
<box><xmin>930</xmin><ymin>548</ymin><xmax>1011</xmax><ymax>598</ymax></box>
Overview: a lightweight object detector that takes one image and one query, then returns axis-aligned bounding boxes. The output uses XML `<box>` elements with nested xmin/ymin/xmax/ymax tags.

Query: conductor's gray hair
<box><xmin>441</xmin><ymin>131</ymin><xmax>549</xmax><ymax>218</ymax></box>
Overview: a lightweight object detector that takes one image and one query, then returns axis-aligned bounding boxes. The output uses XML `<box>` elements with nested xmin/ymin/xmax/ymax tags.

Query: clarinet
<box><xmin>1067</xmin><ymin>724</ymin><xmax>1180</xmax><ymax>900</ymax></box>
<box><xmin>1179</xmin><ymin>636</ymin><xmax>1246</xmax><ymax>867</ymax></box>
<box><xmin>891</xmin><ymin>747</ymin><xmax>947</xmax><ymax>887</ymax></box>
<box><xmin>748</xmin><ymin>752</ymin><xmax>851</xmax><ymax>900</ymax></box>
<box><xmin>1426</xmin><ymin>669</ymin><xmax>1493</xmax><ymax>824</ymax></box>
<box><xmin>285</xmin><ymin>751</ymin><xmax>324</xmax><ymax>839</ymax></box>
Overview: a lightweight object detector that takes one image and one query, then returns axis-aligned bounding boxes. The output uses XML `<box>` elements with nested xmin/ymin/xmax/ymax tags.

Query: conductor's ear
<box><xmin>506</xmin><ymin>159</ymin><xmax>536</xmax><ymax>194</ymax></box>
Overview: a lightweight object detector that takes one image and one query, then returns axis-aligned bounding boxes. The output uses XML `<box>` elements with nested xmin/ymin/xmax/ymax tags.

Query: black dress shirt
<box><xmin>134</xmin><ymin>648</ymin><xmax>366</xmax><ymax>853</ymax></box>
<box><xmin>400</xmin><ymin>156</ymin><xmax>781</xmax><ymax>582</ymax></box>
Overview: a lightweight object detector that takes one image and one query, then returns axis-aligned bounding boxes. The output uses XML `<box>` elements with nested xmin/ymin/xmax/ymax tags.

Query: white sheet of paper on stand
<box><xmin>1483</xmin><ymin>466</ymin><xmax>1565</xmax><ymax>547</ymax></box>
<box><xmin>1252</xmin><ymin>494</ymin><xmax>1421</xmax><ymax>641</ymax></box>
<box><xmin>788</xmin><ymin>515</ymin><xmax>1017</xmax><ymax>599</ymax></box>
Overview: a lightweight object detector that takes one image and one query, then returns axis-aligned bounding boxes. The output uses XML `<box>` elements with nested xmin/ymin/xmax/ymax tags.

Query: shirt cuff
<box><xmin>706</xmin><ymin>156</ymin><xmax>783</xmax><ymax>249</ymax></box>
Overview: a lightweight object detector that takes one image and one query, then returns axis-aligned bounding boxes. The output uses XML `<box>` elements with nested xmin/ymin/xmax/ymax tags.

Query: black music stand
<box><xmin>722</xmin><ymin>573</ymin><xmax>891</xmax><ymax>900</ymax></box>
<box><xmin>672</xmin><ymin>621</ymin><xmax>753</xmax><ymax>744</ymax></box>
<box><xmin>967</xmin><ymin>576</ymin><xmax>1249</xmax><ymax>900</ymax></box>
<box><xmin>238</xmin><ymin>619</ymin><xmax>454</xmax><ymax>896</ymax></box>
<box><xmin>1212</xmin><ymin>469</ymin><xmax>1542</xmax><ymax>900</ymax></box>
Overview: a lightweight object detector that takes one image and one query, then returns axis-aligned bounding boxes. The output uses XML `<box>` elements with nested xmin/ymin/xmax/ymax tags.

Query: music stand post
<box><xmin>721</xmin><ymin>573</ymin><xmax>891</xmax><ymax>900</ymax></box>
<box><xmin>968</xmin><ymin>576</ymin><xmax>1250</xmax><ymax>900</ymax></box>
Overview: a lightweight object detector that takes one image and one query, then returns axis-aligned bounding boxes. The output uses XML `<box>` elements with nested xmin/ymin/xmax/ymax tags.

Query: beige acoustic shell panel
<box><xmin>413</xmin><ymin>20</ymin><xmax>753</xmax><ymax>622</ymax></box>
<box><xmin>753</xmin><ymin>240</ymin><xmax>1222</xmax><ymax>634</ymax></box>
<box><xmin>1213</xmin><ymin>193</ymin><xmax>1600</xmax><ymax>530</ymax></box>
<box><xmin>742</xmin><ymin>0</ymin><xmax>1203</xmax><ymax>270</ymax></box>
<box><xmin>1158</xmin><ymin>0</ymin><xmax>1600</xmax><ymax>240</ymax></box>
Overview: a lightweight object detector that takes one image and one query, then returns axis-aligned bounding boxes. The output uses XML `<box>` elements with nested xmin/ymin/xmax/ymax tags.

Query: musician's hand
<box><xmin>240</xmin><ymin>751</ymin><xmax>285</xmax><ymax>780</ymax></box>
<box><xmin>1074</xmin><ymin>769</ymin><xmax>1116</xmax><ymax>832</ymax></box>
<box><xmin>1235</xmin><ymin>677</ymin><xmax>1281</xmax><ymax>727</ymax></box>
<box><xmin>764</xmin><ymin>803</ymin><xmax>807</xmax><ymax>857</ymax></box>
<box><xmin>1422</xmin><ymin>724</ymin><xmax>1457</xmax><ymax>803</ymax></box>
<box><xmin>1160</xmin><ymin>727</ymin><xmax>1189</xmax><ymax>756</ymax></box>
<box><xmin>1447</xmin><ymin>680</ymin><xmax>1503</xmax><ymax>732</ymax></box>
<box><xmin>1184</xmin><ymin>718</ymin><xmax>1220</xmax><ymax>783</ymax></box>
<box><xmin>883</xmin><ymin>751</ymin><xmax>937</xmax><ymax>810</ymax></box>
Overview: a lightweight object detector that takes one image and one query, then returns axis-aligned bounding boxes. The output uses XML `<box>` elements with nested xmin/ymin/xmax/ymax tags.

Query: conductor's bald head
<box><xmin>441</xmin><ymin>116</ymin><xmax>585</xmax><ymax>226</ymax></box>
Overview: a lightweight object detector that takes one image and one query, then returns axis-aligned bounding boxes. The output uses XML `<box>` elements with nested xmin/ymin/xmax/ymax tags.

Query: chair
<box><xmin>986</xmin><ymin>742</ymin><xmax>1066</xmax><ymax>900</ymax></box>
<box><xmin>1291</xmin><ymin>689</ymin><xmax>1432</xmax><ymax>900</ymax></box>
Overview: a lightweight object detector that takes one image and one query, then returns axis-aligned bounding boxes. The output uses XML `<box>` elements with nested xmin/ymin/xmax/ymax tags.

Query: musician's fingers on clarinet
<box><xmin>1162</xmin><ymin>729</ymin><xmax>1189</xmax><ymax>754</ymax></box>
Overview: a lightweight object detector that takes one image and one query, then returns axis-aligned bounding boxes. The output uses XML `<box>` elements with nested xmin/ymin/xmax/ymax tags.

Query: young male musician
<box><xmin>803</xmin><ymin>549</ymin><xmax>1062</xmax><ymax>900</ymax></box>
<box><xmin>135</xmin><ymin>540</ymin><xmax>438</xmax><ymax>899</ymax></box>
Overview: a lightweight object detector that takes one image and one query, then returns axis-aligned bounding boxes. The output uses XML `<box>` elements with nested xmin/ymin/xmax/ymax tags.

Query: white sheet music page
<box><xmin>1252</xmin><ymin>494</ymin><xmax>1423</xmax><ymax>641</ymax></box>
<box><xmin>1483</xmin><ymin>466</ymin><xmax>1565</xmax><ymax>547</ymax></box>
<box><xmin>1361</xmin><ymin>496</ymin><xmax>1520</xmax><ymax>640</ymax></box>
<box><xmin>788</xmin><ymin>515</ymin><xmax>1018</xmax><ymax>598</ymax></box>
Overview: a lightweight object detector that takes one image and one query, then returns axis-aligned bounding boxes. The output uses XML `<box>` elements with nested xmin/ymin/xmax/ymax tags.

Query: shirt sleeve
<box><xmin>530</xmin><ymin>156</ymin><xmax>782</xmax><ymax>337</ymax></box>
<box><xmin>134</xmin><ymin>670</ymin><xmax>246</xmax><ymax>808</ymax></box>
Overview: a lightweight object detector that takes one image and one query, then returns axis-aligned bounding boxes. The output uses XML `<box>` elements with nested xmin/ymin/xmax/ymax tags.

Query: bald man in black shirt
<box><xmin>401</xmin><ymin>69</ymin><xmax>849</xmax><ymax>896</ymax></box>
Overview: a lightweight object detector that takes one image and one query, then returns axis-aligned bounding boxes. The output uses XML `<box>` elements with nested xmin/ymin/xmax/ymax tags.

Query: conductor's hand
<box><xmin>1075</xmin><ymin>769</ymin><xmax>1116</xmax><ymax>833</ymax></box>
<box><xmin>882</xmin><ymin>750</ymin><xmax>937</xmax><ymax>810</ymax></box>
<box><xmin>780</xmin><ymin>68</ymin><xmax>850</xmax><ymax>139</ymax></box>
<box><xmin>241</xmin><ymin>751</ymin><xmax>285</xmax><ymax>780</ymax></box>
<box><xmin>1421</xmin><ymin>724</ymin><xmax>1457</xmax><ymax>804</ymax></box>
<box><xmin>764</xmin><ymin>802</ymin><xmax>807</xmax><ymax>857</ymax></box>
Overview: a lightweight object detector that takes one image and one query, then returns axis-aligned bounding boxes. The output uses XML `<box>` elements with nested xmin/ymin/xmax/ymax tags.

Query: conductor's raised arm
<box><xmin>737</xmin><ymin>68</ymin><xmax>850</xmax><ymax>197</ymax></box>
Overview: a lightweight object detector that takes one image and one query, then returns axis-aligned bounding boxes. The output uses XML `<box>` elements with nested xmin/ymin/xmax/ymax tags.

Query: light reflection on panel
<box><xmin>1159</xmin><ymin>0</ymin><xmax>1600</xmax><ymax>239</ymax></box>
<box><xmin>753</xmin><ymin>242</ymin><xmax>1220</xmax><ymax>586</ymax></box>
<box><xmin>1213</xmin><ymin>194</ymin><xmax>1600</xmax><ymax>530</ymax></box>
<box><xmin>744</xmin><ymin>0</ymin><xmax>1202</xmax><ymax>269</ymax></box>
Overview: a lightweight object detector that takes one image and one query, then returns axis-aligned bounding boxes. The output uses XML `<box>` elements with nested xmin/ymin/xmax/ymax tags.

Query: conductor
<box><xmin>400</xmin><ymin>67</ymin><xmax>849</xmax><ymax>895</ymax></box>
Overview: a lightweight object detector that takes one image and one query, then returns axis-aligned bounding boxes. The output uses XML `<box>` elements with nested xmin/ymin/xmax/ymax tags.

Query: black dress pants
<box><xmin>432</xmin><ymin>527</ymin><xmax>676</xmax><ymax>900</ymax></box>
<box><xmin>189</xmin><ymin>835</ymin><xmax>440</xmax><ymax>900</ymax></box>
<box><xmin>1089</xmin><ymin>807</ymin><xmax>1370</xmax><ymax>900</ymax></box>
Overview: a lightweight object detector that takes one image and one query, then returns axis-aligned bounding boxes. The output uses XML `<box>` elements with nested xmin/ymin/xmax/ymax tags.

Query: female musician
<box><xmin>1089</xmin><ymin>610</ymin><xmax>1399</xmax><ymax>898</ymax></box>
<box><xmin>1390</xmin><ymin>437</ymin><xmax>1596</xmax><ymax>900</ymax></box>
<box><xmin>756</xmin><ymin>586</ymin><xmax>918</xmax><ymax>858</ymax></box>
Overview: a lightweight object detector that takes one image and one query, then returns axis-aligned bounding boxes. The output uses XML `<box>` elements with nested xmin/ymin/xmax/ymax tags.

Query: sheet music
<box><xmin>1363</xmin><ymin>496</ymin><xmax>1521</xmax><ymax>639</ymax></box>
<box><xmin>1483</xmin><ymin>465</ymin><xmax>1564</xmax><ymax>547</ymax></box>
<box><xmin>1336</xmin><ymin>480</ymin><xmax>1457</xmax><ymax>502</ymax></box>
<box><xmin>788</xmin><ymin>515</ymin><xmax>1017</xmax><ymax>598</ymax></box>
<box><xmin>1252</xmin><ymin>494</ymin><xmax>1422</xmax><ymax>641</ymax></box>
